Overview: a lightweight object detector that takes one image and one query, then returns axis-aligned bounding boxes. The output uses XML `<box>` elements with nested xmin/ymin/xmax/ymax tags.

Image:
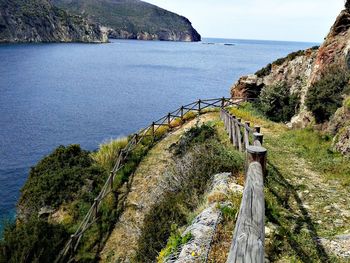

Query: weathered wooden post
<box><xmin>244</xmin><ymin>121</ymin><xmax>250</xmax><ymax>150</ymax></box>
<box><xmin>181</xmin><ymin>106</ymin><xmax>184</xmax><ymax>120</ymax></box>
<box><xmin>226</xmin><ymin>161</ymin><xmax>265</xmax><ymax>263</ymax></box>
<box><xmin>246</xmin><ymin>145</ymin><xmax>267</xmax><ymax>176</ymax></box>
<box><xmin>231</xmin><ymin>115</ymin><xmax>238</xmax><ymax>148</ymax></box>
<box><xmin>254</xmin><ymin>133</ymin><xmax>264</xmax><ymax>146</ymax></box>
<box><xmin>168</xmin><ymin>113</ymin><xmax>171</xmax><ymax>127</ymax></box>
<box><xmin>93</xmin><ymin>198</ymin><xmax>99</xmax><ymax>218</ymax></box>
<box><xmin>109</xmin><ymin>172</ymin><xmax>114</xmax><ymax>189</ymax></box>
<box><xmin>224</xmin><ymin>112</ymin><xmax>228</xmax><ymax>132</ymax></box>
<box><xmin>151</xmin><ymin>122</ymin><xmax>155</xmax><ymax>142</ymax></box>
<box><xmin>198</xmin><ymin>99</ymin><xmax>202</xmax><ymax>113</ymax></box>
<box><xmin>236</xmin><ymin>118</ymin><xmax>243</xmax><ymax>152</ymax></box>
<box><xmin>228</xmin><ymin>115</ymin><xmax>233</xmax><ymax>143</ymax></box>
<box><xmin>221</xmin><ymin>97</ymin><xmax>225</xmax><ymax>108</ymax></box>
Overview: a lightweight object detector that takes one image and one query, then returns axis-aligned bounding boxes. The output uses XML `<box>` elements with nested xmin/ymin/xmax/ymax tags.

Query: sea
<box><xmin>0</xmin><ymin>38</ymin><xmax>317</xmax><ymax>231</ymax></box>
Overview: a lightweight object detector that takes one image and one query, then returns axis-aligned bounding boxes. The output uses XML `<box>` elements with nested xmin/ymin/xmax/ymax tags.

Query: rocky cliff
<box><xmin>231</xmin><ymin>1</ymin><xmax>350</xmax><ymax>154</ymax></box>
<box><xmin>52</xmin><ymin>0</ymin><xmax>201</xmax><ymax>42</ymax></box>
<box><xmin>0</xmin><ymin>0</ymin><xmax>108</xmax><ymax>43</ymax></box>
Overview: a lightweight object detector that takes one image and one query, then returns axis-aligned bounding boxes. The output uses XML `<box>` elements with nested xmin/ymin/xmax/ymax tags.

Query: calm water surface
<box><xmin>0</xmin><ymin>38</ymin><xmax>316</xmax><ymax>228</ymax></box>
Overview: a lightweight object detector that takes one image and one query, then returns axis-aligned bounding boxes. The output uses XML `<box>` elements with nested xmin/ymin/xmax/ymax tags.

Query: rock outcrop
<box><xmin>52</xmin><ymin>0</ymin><xmax>201</xmax><ymax>42</ymax></box>
<box><xmin>0</xmin><ymin>0</ymin><xmax>108</xmax><ymax>43</ymax></box>
<box><xmin>231</xmin><ymin>1</ymin><xmax>350</xmax><ymax>152</ymax></box>
<box><xmin>231</xmin><ymin>48</ymin><xmax>318</xmax><ymax>128</ymax></box>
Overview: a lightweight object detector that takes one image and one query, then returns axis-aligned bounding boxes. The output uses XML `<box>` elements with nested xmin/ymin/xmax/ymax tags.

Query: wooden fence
<box><xmin>220</xmin><ymin>109</ymin><xmax>267</xmax><ymax>263</ymax></box>
<box><xmin>55</xmin><ymin>97</ymin><xmax>254</xmax><ymax>263</ymax></box>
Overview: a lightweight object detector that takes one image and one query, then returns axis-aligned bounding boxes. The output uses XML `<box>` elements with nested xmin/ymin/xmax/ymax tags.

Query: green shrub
<box><xmin>19</xmin><ymin>145</ymin><xmax>106</xmax><ymax>216</ymax></box>
<box><xmin>0</xmin><ymin>217</ymin><xmax>68</xmax><ymax>263</ymax></box>
<box><xmin>157</xmin><ymin>224</ymin><xmax>192</xmax><ymax>262</ymax></box>
<box><xmin>258</xmin><ymin>82</ymin><xmax>300</xmax><ymax>122</ymax></box>
<box><xmin>255</xmin><ymin>63</ymin><xmax>272</xmax><ymax>78</ymax></box>
<box><xmin>170</xmin><ymin>123</ymin><xmax>215</xmax><ymax>155</ymax></box>
<box><xmin>136</xmin><ymin>125</ymin><xmax>243</xmax><ymax>261</ymax></box>
<box><xmin>306</xmin><ymin>65</ymin><xmax>350</xmax><ymax>123</ymax></box>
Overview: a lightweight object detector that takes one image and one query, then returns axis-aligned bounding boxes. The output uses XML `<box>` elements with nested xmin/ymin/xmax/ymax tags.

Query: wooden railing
<box><xmin>220</xmin><ymin>109</ymin><xmax>267</xmax><ymax>263</ymax></box>
<box><xmin>55</xmin><ymin>97</ymin><xmax>253</xmax><ymax>263</ymax></box>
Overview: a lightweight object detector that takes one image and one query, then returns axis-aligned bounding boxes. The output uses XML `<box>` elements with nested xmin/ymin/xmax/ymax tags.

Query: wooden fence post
<box><xmin>151</xmin><ymin>122</ymin><xmax>155</xmax><ymax>141</ymax></box>
<box><xmin>246</xmin><ymin>145</ymin><xmax>267</xmax><ymax>176</ymax></box>
<box><xmin>198</xmin><ymin>99</ymin><xmax>202</xmax><ymax>113</ymax></box>
<box><xmin>231</xmin><ymin>115</ymin><xmax>237</xmax><ymax>148</ymax></box>
<box><xmin>110</xmin><ymin>172</ymin><xmax>114</xmax><ymax>189</ymax></box>
<box><xmin>93</xmin><ymin>198</ymin><xmax>99</xmax><ymax>218</ymax></box>
<box><xmin>253</xmin><ymin>133</ymin><xmax>264</xmax><ymax>145</ymax></box>
<box><xmin>168</xmin><ymin>113</ymin><xmax>171</xmax><ymax>127</ymax></box>
<box><xmin>181</xmin><ymin>106</ymin><xmax>184</xmax><ymax>120</ymax></box>
<box><xmin>228</xmin><ymin>115</ymin><xmax>233</xmax><ymax>143</ymax></box>
<box><xmin>226</xmin><ymin>161</ymin><xmax>265</xmax><ymax>263</ymax></box>
<box><xmin>236</xmin><ymin>118</ymin><xmax>242</xmax><ymax>152</ymax></box>
<box><xmin>221</xmin><ymin>97</ymin><xmax>225</xmax><ymax>108</ymax></box>
<box><xmin>244</xmin><ymin>121</ymin><xmax>250</xmax><ymax>150</ymax></box>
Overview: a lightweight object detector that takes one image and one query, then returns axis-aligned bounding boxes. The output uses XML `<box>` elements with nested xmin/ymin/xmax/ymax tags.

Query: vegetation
<box><xmin>52</xmin><ymin>0</ymin><xmax>200</xmax><ymax>40</ymax></box>
<box><xmin>91</xmin><ymin>137</ymin><xmax>128</xmax><ymax>171</ymax></box>
<box><xmin>258</xmin><ymin>82</ymin><xmax>300</xmax><ymax>122</ymax></box>
<box><xmin>0</xmin><ymin>217</ymin><xmax>68</xmax><ymax>263</ymax></box>
<box><xmin>255</xmin><ymin>46</ymin><xmax>319</xmax><ymax>78</ymax></box>
<box><xmin>230</xmin><ymin>103</ymin><xmax>350</xmax><ymax>262</ymax></box>
<box><xmin>19</xmin><ymin>145</ymin><xmax>106</xmax><ymax>215</ymax></box>
<box><xmin>306</xmin><ymin>65</ymin><xmax>350</xmax><ymax>123</ymax></box>
<box><xmin>157</xmin><ymin>225</ymin><xmax>192</xmax><ymax>262</ymax></box>
<box><xmin>136</xmin><ymin>123</ymin><xmax>243</xmax><ymax>261</ymax></box>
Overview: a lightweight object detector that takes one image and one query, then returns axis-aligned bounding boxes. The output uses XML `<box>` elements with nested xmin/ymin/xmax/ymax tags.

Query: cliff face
<box><xmin>52</xmin><ymin>0</ymin><xmax>201</xmax><ymax>42</ymax></box>
<box><xmin>0</xmin><ymin>0</ymin><xmax>108</xmax><ymax>43</ymax></box>
<box><xmin>231</xmin><ymin>48</ymin><xmax>319</xmax><ymax>127</ymax></box>
<box><xmin>231</xmin><ymin>2</ymin><xmax>350</xmax><ymax>154</ymax></box>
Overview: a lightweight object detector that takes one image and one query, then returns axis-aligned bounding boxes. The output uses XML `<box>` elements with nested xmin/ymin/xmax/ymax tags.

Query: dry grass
<box><xmin>91</xmin><ymin>137</ymin><xmax>128</xmax><ymax>171</ymax></box>
<box><xmin>100</xmin><ymin>113</ymin><xmax>219</xmax><ymax>262</ymax></box>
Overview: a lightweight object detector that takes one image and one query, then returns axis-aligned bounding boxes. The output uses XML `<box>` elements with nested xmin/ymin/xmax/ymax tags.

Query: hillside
<box><xmin>231</xmin><ymin>1</ymin><xmax>350</xmax><ymax>156</ymax></box>
<box><xmin>0</xmin><ymin>0</ymin><xmax>108</xmax><ymax>43</ymax></box>
<box><xmin>52</xmin><ymin>0</ymin><xmax>201</xmax><ymax>41</ymax></box>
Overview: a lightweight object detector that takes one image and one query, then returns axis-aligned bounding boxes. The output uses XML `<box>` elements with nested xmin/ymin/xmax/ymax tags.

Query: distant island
<box><xmin>0</xmin><ymin>0</ymin><xmax>201</xmax><ymax>43</ymax></box>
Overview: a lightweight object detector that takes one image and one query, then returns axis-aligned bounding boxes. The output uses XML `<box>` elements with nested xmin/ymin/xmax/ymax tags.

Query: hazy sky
<box><xmin>145</xmin><ymin>0</ymin><xmax>345</xmax><ymax>43</ymax></box>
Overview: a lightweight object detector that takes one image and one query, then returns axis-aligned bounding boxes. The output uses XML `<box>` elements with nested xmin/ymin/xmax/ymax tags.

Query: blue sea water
<box><xmin>0</xmin><ymin>38</ymin><xmax>317</xmax><ymax>231</ymax></box>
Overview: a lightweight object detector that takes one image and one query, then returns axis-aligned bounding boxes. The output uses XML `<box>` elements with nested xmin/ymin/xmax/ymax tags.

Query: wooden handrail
<box><xmin>55</xmin><ymin>97</ymin><xmax>251</xmax><ymax>262</ymax></box>
<box><xmin>220</xmin><ymin>108</ymin><xmax>267</xmax><ymax>263</ymax></box>
<box><xmin>227</xmin><ymin>162</ymin><xmax>265</xmax><ymax>263</ymax></box>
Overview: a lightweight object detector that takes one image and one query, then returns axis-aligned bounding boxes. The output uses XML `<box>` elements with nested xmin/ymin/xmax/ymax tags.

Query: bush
<box><xmin>91</xmin><ymin>137</ymin><xmax>128</xmax><ymax>171</ymax></box>
<box><xmin>19</xmin><ymin>145</ymin><xmax>106</xmax><ymax>219</ymax></box>
<box><xmin>255</xmin><ymin>63</ymin><xmax>272</xmax><ymax>78</ymax></box>
<box><xmin>258</xmin><ymin>82</ymin><xmax>300</xmax><ymax>122</ymax></box>
<box><xmin>136</xmin><ymin>125</ymin><xmax>243</xmax><ymax>261</ymax></box>
<box><xmin>0</xmin><ymin>217</ymin><xmax>68</xmax><ymax>263</ymax></box>
<box><xmin>306</xmin><ymin>65</ymin><xmax>350</xmax><ymax>123</ymax></box>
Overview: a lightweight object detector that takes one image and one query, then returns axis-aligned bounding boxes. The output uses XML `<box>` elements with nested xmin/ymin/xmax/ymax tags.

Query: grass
<box><xmin>136</xmin><ymin>122</ymin><xmax>244</xmax><ymax>261</ymax></box>
<box><xmin>157</xmin><ymin>225</ymin><xmax>192</xmax><ymax>262</ymax></box>
<box><xmin>207</xmin><ymin>192</ymin><xmax>242</xmax><ymax>262</ymax></box>
<box><xmin>91</xmin><ymin>137</ymin><xmax>128</xmax><ymax>171</ymax></box>
<box><xmin>231</xmin><ymin>103</ymin><xmax>350</xmax><ymax>262</ymax></box>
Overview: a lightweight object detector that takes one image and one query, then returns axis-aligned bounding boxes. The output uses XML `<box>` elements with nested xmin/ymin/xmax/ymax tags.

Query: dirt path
<box><xmin>100</xmin><ymin>113</ymin><xmax>218</xmax><ymax>262</ymax></box>
<box><xmin>262</xmin><ymin>127</ymin><xmax>350</xmax><ymax>262</ymax></box>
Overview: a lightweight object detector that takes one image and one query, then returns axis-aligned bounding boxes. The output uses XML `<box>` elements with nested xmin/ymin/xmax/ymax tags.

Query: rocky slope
<box><xmin>52</xmin><ymin>0</ymin><xmax>201</xmax><ymax>41</ymax></box>
<box><xmin>231</xmin><ymin>1</ymin><xmax>350</xmax><ymax>154</ymax></box>
<box><xmin>0</xmin><ymin>0</ymin><xmax>108</xmax><ymax>43</ymax></box>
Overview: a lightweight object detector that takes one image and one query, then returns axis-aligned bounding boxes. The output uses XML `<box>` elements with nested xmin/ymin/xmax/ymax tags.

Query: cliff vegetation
<box><xmin>52</xmin><ymin>0</ymin><xmax>201</xmax><ymax>41</ymax></box>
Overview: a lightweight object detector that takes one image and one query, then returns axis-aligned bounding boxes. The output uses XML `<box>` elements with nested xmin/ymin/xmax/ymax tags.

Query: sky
<box><xmin>145</xmin><ymin>0</ymin><xmax>345</xmax><ymax>43</ymax></box>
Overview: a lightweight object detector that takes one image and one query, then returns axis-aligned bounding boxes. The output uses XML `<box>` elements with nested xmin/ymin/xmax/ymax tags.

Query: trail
<box><xmin>263</xmin><ymin>127</ymin><xmax>350</xmax><ymax>262</ymax></box>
